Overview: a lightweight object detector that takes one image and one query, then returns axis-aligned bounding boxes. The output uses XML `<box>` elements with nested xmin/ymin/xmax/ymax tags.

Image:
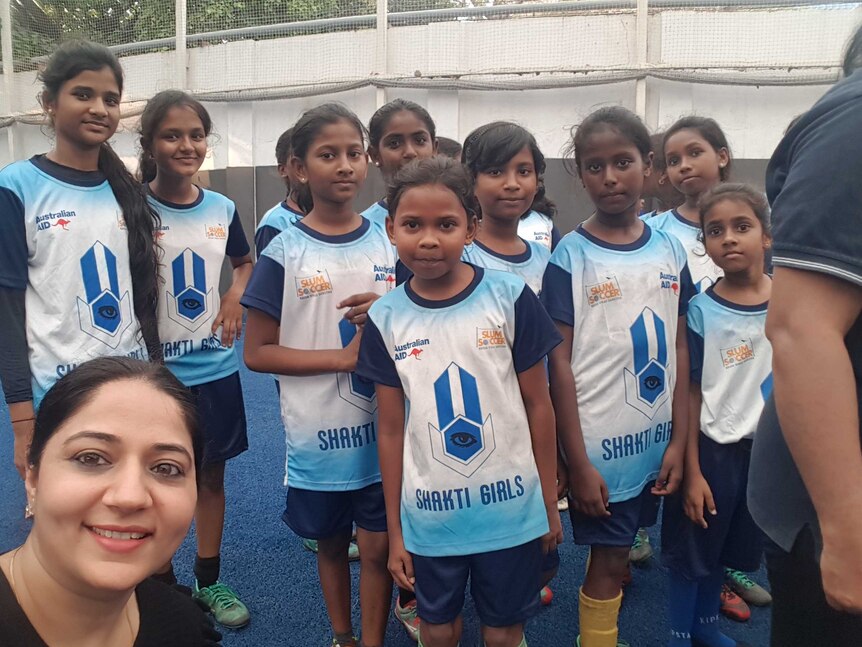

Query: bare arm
<box><xmin>653</xmin><ymin>316</ymin><xmax>688</xmax><ymax>496</ymax></box>
<box><xmin>213</xmin><ymin>254</ymin><xmax>254</xmax><ymax>346</ymax></box>
<box><xmin>243</xmin><ymin>308</ymin><xmax>359</xmax><ymax>376</ymax></box>
<box><xmin>375</xmin><ymin>383</ymin><xmax>413</xmax><ymax>590</ymax></box>
<box><xmin>682</xmin><ymin>383</ymin><xmax>716</xmax><ymax>528</ymax></box>
<box><xmin>767</xmin><ymin>266</ymin><xmax>862</xmax><ymax>611</ymax></box>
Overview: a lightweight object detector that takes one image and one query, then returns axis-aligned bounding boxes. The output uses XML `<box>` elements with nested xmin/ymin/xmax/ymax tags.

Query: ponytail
<box><xmin>97</xmin><ymin>144</ymin><xmax>163</xmax><ymax>362</ymax></box>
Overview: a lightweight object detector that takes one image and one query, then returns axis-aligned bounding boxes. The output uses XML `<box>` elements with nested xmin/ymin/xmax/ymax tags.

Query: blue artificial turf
<box><xmin>0</xmin><ymin>356</ymin><xmax>771</xmax><ymax>646</ymax></box>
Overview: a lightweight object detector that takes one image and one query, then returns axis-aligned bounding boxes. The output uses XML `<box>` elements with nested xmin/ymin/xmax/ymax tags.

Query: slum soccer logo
<box><xmin>166</xmin><ymin>248</ymin><xmax>213</xmax><ymax>332</ymax></box>
<box><xmin>623</xmin><ymin>307</ymin><xmax>670</xmax><ymax>418</ymax></box>
<box><xmin>337</xmin><ymin>320</ymin><xmax>377</xmax><ymax>414</ymax></box>
<box><xmin>76</xmin><ymin>241</ymin><xmax>133</xmax><ymax>348</ymax></box>
<box><xmin>429</xmin><ymin>363</ymin><xmax>496</xmax><ymax>477</ymax></box>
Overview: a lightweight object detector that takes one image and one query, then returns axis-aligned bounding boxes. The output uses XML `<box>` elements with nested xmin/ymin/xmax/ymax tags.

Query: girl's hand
<box><xmin>338</xmin><ymin>292</ymin><xmax>380</xmax><ymax>326</ymax></box>
<box><xmin>683</xmin><ymin>473</ymin><xmax>717</xmax><ymax>529</ymax></box>
<box><xmin>340</xmin><ymin>327</ymin><xmax>363</xmax><ymax>372</ymax></box>
<box><xmin>653</xmin><ymin>442</ymin><xmax>684</xmax><ymax>496</ymax></box>
<box><xmin>556</xmin><ymin>454</ymin><xmax>569</xmax><ymax>500</ymax></box>
<box><xmin>212</xmin><ymin>291</ymin><xmax>244</xmax><ymax>347</ymax></box>
<box><xmin>388</xmin><ymin>536</ymin><xmax>415</xmax><ymax>592</ymax></box>
<box><xmin>568</xmin><ymin>463</ymin><xmax>610</xmax><ymax>518</ymax></box>
<box><xmin>542</xmin><ymin>507</ymin><xmax>564</xmax><ymax>554</ymax></box>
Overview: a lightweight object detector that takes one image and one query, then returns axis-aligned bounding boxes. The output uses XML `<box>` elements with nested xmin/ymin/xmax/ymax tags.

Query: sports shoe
<box><xmin>330</xmin><ymin>637</ymin><xmax>358</xmax><ymax>647</ymax></box>
<box><xmin>193</xmin><ymin>581</ymin><xmax>250</xmax><ymax>628</ymax></box>
<box><xmin>557</xmin><ymin>497</ymin><xmax>569</xmax><ymax>511</ymax></box>
<box><xmin>720</xmin><ymin>584</ymin><xmax>751</xmax><ymax>622</ymax></box>
<box><xmin>395</xmin><ymin>596</ymin><xmax>420</xmax><ymax>642</ymax></box>
<box><xmin>725</xmin><ymin>568</ymin><xmax>772</xmax><ymax>606</ymax></box>
<box><xmin>629</xmin><ymin>527</ymin><xmax>653</xmax><ymax>564</ymax></box>
<box><xmin>540</xmin><ymin>586</ymin><xmax>553</xmax><ymax>605</ymax></box>
<box><xmin>577</xmin><ymin>636</ymin><xmax>630</xmax><ymax>646</ymax></box>
<box><xmin>302</xmin><ymin>538</ymin><xmax>361</xmax><ymax>561</ymax></box>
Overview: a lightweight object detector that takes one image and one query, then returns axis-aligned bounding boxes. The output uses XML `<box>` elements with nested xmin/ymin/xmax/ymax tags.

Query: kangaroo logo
<box><xmin>336</xmin><ymin>320</ymin><xmax>377</xmax><ymax>414</ymax></box>
<box><xmin>53</xmin><ymin>218</ymin><xmax>72</xmax><ymax>230</ymax></box>
<box><xmin>623</xmin><ymin>307</ymin><xmax>670</xmax><ymax>418</ymax></box>
<box><xmin>408</xmin><ymin>348</ymin><xmax>423</xmax><ymax>360</ymax></box>
<box><xmin>76</xmin><ymin>241</ymin><xmax>133</xmax><ymax>348</ymax></box>
<box><xmin>429</xmin><ymin>363</ymin><xmax>496</xmax><ymax>477</ymax></box>
<box><xmin>166</xmin><ymin>248</ymin><xmax>213</xmax><ymax>332</ymax></box>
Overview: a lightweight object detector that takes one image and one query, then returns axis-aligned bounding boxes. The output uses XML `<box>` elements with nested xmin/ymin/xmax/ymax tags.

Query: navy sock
<box><xmin>194</xmin><ymin>554</ymin><xmax>221</xmax><ymax>588</ymax></box>
<box><xmin>692</xmin><ymin>569</ymin><xmax>735</xmax><ymax>647</ymax></box>
<box><xmin>668</xmin><ymin>570</ymin><xmax>697</xmax><ymax>647</ymax></box>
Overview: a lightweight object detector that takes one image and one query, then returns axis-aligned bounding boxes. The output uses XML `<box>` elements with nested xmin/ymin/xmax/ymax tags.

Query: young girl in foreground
<box><xmin>542</xmin><ymin>106</ymin><xmax>694</xmax><ymax>647</ymax></box>
<box><xmin>662</xmin><ymin>184</ymin><xmax>772</xmax><ymax>647</ymax></box>
<box><xmin>139</xmin><ymin>90</ymin><xmax>253</xmax><ymax>628</ymax></box>
<box><xmin>242</xmin><ymin>103</ymin><xmax>396</xmax><ymax>647</ymax></box>
<box><xmin>358</xmin><ymin>156</ymin><xmax>562</xmax><ymax>647</ymax></box>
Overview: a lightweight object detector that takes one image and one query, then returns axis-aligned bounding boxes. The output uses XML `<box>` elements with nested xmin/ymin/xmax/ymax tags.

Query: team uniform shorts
<box><xmin>189</xmin><ymin>371</ymin><xmax>249</xmax><ymax>465</ymax></box>
<box><xmin>282</xmin><ymin>482</ymin><xmax>387</xmax><ymax>539</ymax></box>
<box><xmin>569</xmin><ymin>482</ymin><xmax>660</xmax><ymax>547</ymax></box>
<box><xmin>661</xmin><ymin>433</ymin><xmax>764</xmax><ymax>579</ymax></box>
<box><xmin>412</xmin><ymin>538</ymin><xmax>546</xmax><ymax>627</ymax></box>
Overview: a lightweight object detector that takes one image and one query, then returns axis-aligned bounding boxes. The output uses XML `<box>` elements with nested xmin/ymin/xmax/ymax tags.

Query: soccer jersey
<box><xmin>148</xmin><ymin>188</ymin><xmax>250</xmax><ymax>387</ymax></box>
<box><xmin>646</xmin><ymin>209</ymin><xmax>723</xmax><ymax>294</ymax></box>
<box><xmin>241</xmin><ymin>217</ymin><xmax>396</xmax><ymax>490</ymax></box>
<box><xmin>0</xmin><ymin>156</ymin><xmax>146</xmax><ymax>406</ymax></box>
<box><xmin>357</xmin><ymin>266</ymin><xmax>561</xmax><ymax>557</ymax></box>
<box><xmin>542</xmin><ymin>224</ymin><xmax>694</xmax><ymax>502</ymax></box>
<box><xmin>688</xmin><ymin>285</ymin><xmax>772</xmax><ymax>444</ymax></box>
<box><xmin>361</xmin><ymin>200</ymin><xmax>389</xmax><ymax>227</ymax></box>
<box><xmin>462</xmin><ymin>238</ymin><xmax>550</xmax><ymax>295</ymax></box>
<box><xmin>518</xmin><ymin>210</ymin><xmax>560</xmax><ymax>252</ymax></box>
<box><xmin>255</xmin><ymin>200</ymin><xmax>303</xmax><ymax>257</ymax></box>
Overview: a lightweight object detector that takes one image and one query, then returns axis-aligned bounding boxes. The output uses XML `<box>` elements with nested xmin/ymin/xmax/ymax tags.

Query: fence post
<box><xmin>176</xmin><ymin>0</ymin><xmax>188</xmax><ymax>89</ymax></box>
<box><xmin>375</xmin><ymin>0</ymin><xmax>388</xmax><ymax>108</ymax></box>
<box><xmin>1</xmin><ymin>0</ymin><xmax>16</xmax><ymax>160</ymax></box>
<box><xmin>635</xmin><ymin>0</ymin><xmax>648</xmax><ymax>119</ymax></box>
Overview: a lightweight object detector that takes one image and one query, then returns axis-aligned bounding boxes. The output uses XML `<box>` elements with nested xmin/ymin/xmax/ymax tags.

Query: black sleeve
<box><xmin>0</xmin><ymin>288</ymin><xmax>32</xmax><ymax>404</ymax></box>
<box><xmin>550</xmin><ymin>224</ymin><xmax>562</xmax><ymax>252</ymax></box>
<box><xmin>225</xmin><ymin>209</ymin><xmax>251</xmax><ymax>258</ymax></box>
<box><xmin>253</xmin><ymin>225</ymin><xmax>281</xmax><ymax>260</ymax></box>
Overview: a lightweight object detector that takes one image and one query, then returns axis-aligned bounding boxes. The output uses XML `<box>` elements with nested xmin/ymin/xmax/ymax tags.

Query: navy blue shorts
<box><xmin>569</xmin><ymin>483</ymin><xmax>660</xmax><ymax>547</ymax></box>
<box><xmin>282</xmin><ymin>482</ymin><xmax>387</xmax><ymax>539</ymax></box>
<box><xmin>190</xmin><ymin>371</ymin><xmax>248</xmax><ymax>465</ymax></box>
<box><xmin>412</xmin><ymin>538</ymin><xmax>544</xmax><ymax>627</ymax></box>
<box><xmin>661</xmin><ymin>434</ymin><xmax>764</xmax><ymax>579</ymax></box>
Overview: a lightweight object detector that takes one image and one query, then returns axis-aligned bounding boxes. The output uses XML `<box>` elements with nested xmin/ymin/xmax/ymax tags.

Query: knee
<box><xmin>589</xmin><ymin>546</ymin><xmax>630</xmax><ymax>581</ymax></box>
<box><xmin>422</xmin><ymin>620</ymin><xmax>459</xmax><ymax>645</ymax></box>
<box><xmin>482</xmin><ymin>625</ymin><xmax>523</xmax><ymax>647</ymax></box>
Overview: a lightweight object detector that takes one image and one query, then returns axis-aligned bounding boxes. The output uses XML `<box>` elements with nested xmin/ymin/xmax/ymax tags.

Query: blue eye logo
<box><xmin>166</xmin><ymin>248</ymin><xmax>213</xmax><ymax>332</ymax></box>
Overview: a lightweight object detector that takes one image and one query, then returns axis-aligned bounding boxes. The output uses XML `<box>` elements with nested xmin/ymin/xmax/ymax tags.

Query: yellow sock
<box><xmin>578</xmin><ymin>587</ymin><xmax>622</xmax><ymax>647</ymax></box>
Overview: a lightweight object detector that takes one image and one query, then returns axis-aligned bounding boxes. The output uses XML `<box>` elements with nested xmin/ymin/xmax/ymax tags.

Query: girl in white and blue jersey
<box><xmin>0</xmin><ymin>41</ymin><xmax>160</xmax><ymax>482</ymax></box>
<box><xmin>647</xmin><ymin>117</ymin><xmax>732</xmax><ymax>294</ymax></box>
<box><xmin>138</xmin><ymin>90</ymin><xmax>253</xmax><ymax>627</ymax></box>
<box><xmin>242</xmin><ymin>104</ymin><xmax>396</xmax><ymax>647</ymax></box>
<box><xmin>255</xmin><ymin>126</ymin><xmax>305</xmax><ymax>257</ymax></box>
<box><xmin>461</xmin><ymin>122</ymin><xmax>553</xmax><ymax>296</ymax></box>
<box><xmin>662</xmin><ymin>184</ymin><xmax>773</xmax><ymax>647</ymax></box>
<box><xmin>363</xmin><ymin>99</ymin><xmax>438</xmax><ymax>227</ymax></box>
<box><xmin>357</xmin><ymin>156</ymin><xmax>562</xmax><ymax>647</ymax></box>
<box><xmin>542</xmin><ymin>106</ymin><xmax>693</xmax><ymax>647</ymax></box>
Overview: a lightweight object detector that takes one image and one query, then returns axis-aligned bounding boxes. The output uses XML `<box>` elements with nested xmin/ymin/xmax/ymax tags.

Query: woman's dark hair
<box><xmin>29</xmin><ymin>357</ymin><xmax>203</xmax><ymax>476</ymax></box>
<box><xmin>843</xmin><ymin>23</ymin><xmax>862</xmax><ymax>77</ymax></box>
<box><xmin>275</xmin><ymin>127</ymin><xmax>294</xmax><ymax>166</ymax></box>
<box><xmin>387</xmin><ymin>155</ymin><xmax>478</xmax><ymax>221</ymax></box>
<box><xmin>664</xmin><ymin>116</ymin><xmax>733</xmax><ymax>181</ymax></box>
<box><xmin>436</xmin><ymin>136</ymin><xmax>462</xmax><ymax>160</ymax></box>
<box><xmin>138</xmin><ymin>90</ymin><xmax>212</xmax><ymax>183</ymax></box>
<box><xmin>368</xmin><ymin>99</ymin><xmax>437</xmax><ymax>149</ymax></box>
<box><xmin>462</xmin><ymin>121</ymin><xmax>556</xmax><ymax>219</ymax></box>
<box><xmin>290</xmin><ymin>103</ymin><xmax>367</xmax><ymax>213</ymax></box>
<box><xmin>566</xmin><ymin>106</ymin><xmax>652</xmax><ymax>180</ymax></box>
<box><xmin>698</xmin><ymin>183</ymin><xmax>770</xmax><ymax>235</ymax></box>
<box><xmin>40</xmin><ymin>41</ymin><xmax>162</xmax><ymax>362</ymax></box>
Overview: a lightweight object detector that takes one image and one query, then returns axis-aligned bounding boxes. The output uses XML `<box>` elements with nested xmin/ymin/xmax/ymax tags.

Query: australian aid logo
<box><xmin>395</xmin><ymin>338</ymin><xmax>430</xmax><ymax>361</ymax></box>
<box><xmin>295</xmin><ymin>271</ymin><xmax>333</xmax><ymax>299</ymax></box>
<box><xmin>721</xmin><ymin>339</ymin><xmax>755</xmax><ymax>368</ymax></box>
<box><xmin>660</xmin><ymin>271</ymin><xmax>680</xmax><ymax>297</ymax></box>
<box><xmin>36</xmin><ymin>209</ymin><xmax>77</xmax><ymax>232</ymax></box>
<box><xmin>373</xmin><ymin>264</ymin><xmax>396</xmax><ymax>292</ymax></box>
<box><xmin>586</xmin><ymin>276</ymin><xmax>622</xmax><ymax>307</ymax></box>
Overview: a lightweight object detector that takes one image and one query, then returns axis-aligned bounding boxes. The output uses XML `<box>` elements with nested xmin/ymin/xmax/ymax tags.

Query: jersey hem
<box><xmin>606</xmin><ymin>471</ymin><xmax>659</xmax><ymax>504</ymax></box>
<box><xmin>286</xmin><ymin>474</ymin><xmax>383</xmax><ymax>491</ymax></box>
<box><xmin>170</xmin><ymin>362</ymin><xmax>240</xmax><ymax>388</ymax></box>
<box><xmin>405</xmin><ymin>520</ymin><xmax>548</xmax><ymax>558</ymax></box>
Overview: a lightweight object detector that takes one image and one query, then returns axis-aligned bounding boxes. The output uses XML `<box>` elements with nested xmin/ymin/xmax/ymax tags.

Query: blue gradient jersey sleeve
<box><xmin>649</xmin><ymin>209</ymin><xmax>724</xmax><ymax>294</ymax></box>
<box><xmin>462</xmin><ymin>239</ymin><xmax>550</xmax><ymax>296</ymax></box>
<box><xmin>357</xmin><ymin>267</ymin><xmax>552</xmax><ymax>557</ymax></box>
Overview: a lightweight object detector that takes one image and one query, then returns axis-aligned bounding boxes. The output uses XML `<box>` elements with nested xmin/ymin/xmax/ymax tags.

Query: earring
<box><xmin>24</xmin><ymin>501</ymin><xmax>34</xmax><ymax>519</ymax></box>
<box><xmin>374</xmin><ymin>162</ymin><xmax>380</xmax><ymax>167</ymax></box>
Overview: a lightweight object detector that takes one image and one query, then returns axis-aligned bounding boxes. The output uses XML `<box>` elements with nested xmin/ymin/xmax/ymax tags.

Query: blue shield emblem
<box><xmin>335</xmin><ymin>320</ymin><xmax>377</xmax><ymax>414</ymax></box>
<box><xmin>76</xmin><ymin>241</ymin><xmax>132</xmax><ymax>348</ymax></box>
<box><xmin>624</xmin><ymin>307</ymin><xmax>670</xmax><ymax>418</ymax></box>
<box><xmin>166</xmin><ymin>248</ymin><xmax>213</xmax><ymax>332</ymax></box>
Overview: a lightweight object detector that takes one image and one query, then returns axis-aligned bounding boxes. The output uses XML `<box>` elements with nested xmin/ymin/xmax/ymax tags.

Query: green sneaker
<box><xmin>302</xmin><ymin>538</ymin><xmax>360</xmax><ymax>561</ymax></box>
<box><xmin>330</xmin><ymin>638</ymin><xmax>358</xmax><ymax>647</ymax></box>
<box><xmin>395</xmin><ymin>596</ymin><xmax>420</xmax><ymax>641</ymax></box>
<box><xmin>629</xmin><ymin>527</ymin><xmax>653</xmax><ymax>564</ymax></box>
<box><xmin>576</xmin><ymin>636</ymin><xmax>630</xmax><ymax>646</ymax></box>
<box><xmin>193</xmin><ymin>581</ymin><xmax>250</xmax><ymax>628</ymax></box>
<box><xmin>725</xmin><ymin>568</ymin><xmax>773</xmax><ymax>606</ymax></box>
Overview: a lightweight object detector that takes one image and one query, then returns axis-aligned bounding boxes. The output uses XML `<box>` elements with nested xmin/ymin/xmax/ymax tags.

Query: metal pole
<box><xmin>1</xmin><ymin>0</ymin><xmax>16</xmax><ymax>159</ymax></box>
<box><xmin>175</xmin><ymin>0</ymin><xmax>188</xmax><ymax>89</ymax></box>
<box><xmin>635</xmin><ymin>0</ymin><xmax>649</xmax><ymax>119</ymax></box>
<box><xmin>375</xmin><ymin>0</ymin><xmax>388</xmax><ymax>108</ymax></box>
